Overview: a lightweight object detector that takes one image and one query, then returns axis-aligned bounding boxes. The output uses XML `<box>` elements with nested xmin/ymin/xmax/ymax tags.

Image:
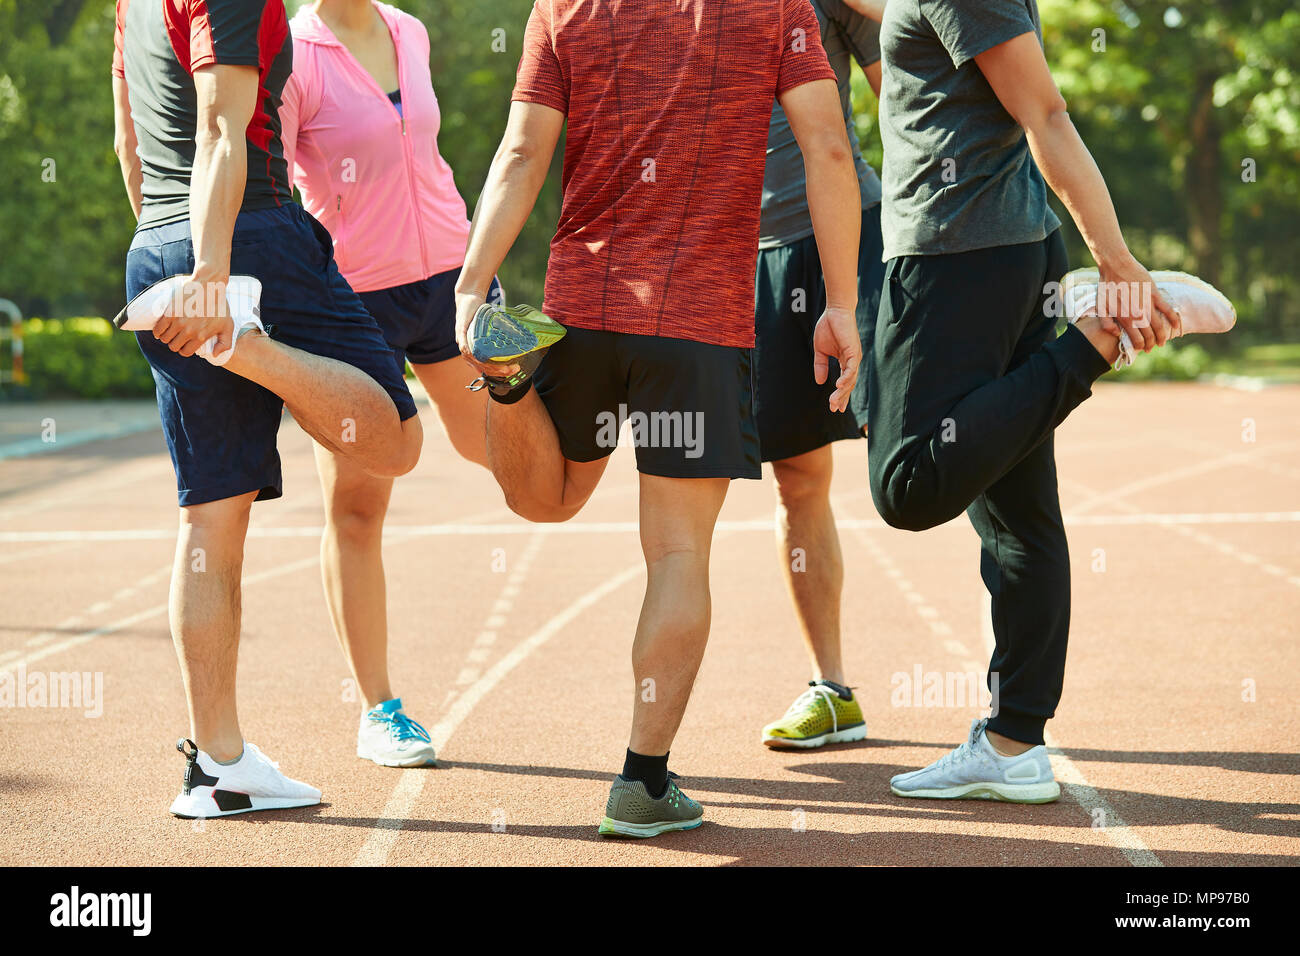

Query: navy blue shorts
<box><xmin>126</xmin><ymin>203</ymin><xmax>419</xmax><ymax>507</ymax></box>
<box><xmin>356</xmin><ymin>268</ymin><xmax>503</xmax><ymax>372</ymax></box>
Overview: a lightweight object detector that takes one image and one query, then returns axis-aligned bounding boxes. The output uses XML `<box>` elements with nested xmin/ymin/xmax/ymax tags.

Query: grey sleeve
<box><xmin>821</xmin><ymin>0</ymin><xmax>881</xmax><ymax>67</ymax></box>
<box><xmin>920</xmin><ymin>0</ymin><xmax>1037</xmax><ymax>70</ymax></box>
<box><xmin>846</xmin><ymin>14</ymin><xmax>881</xmax><ymax>66</ymax></box>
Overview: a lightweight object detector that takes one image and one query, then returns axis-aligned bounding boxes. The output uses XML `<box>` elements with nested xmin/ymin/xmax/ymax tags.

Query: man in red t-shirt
<box><xmin>454</xmin><ymin>0</ymin><xmax>862</xmax><ymax>837</ymax></box>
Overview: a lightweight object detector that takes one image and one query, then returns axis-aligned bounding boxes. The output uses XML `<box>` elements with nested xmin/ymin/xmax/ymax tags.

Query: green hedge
<box><xmin>20</xmin><ymin>317</ymin><xmax>156</xmax><ymax>399</ymax></box>
<box><xmin>1108</xmin><ymin>341</ymin><xmax>1212</xmax><ymax>381</ymax></box>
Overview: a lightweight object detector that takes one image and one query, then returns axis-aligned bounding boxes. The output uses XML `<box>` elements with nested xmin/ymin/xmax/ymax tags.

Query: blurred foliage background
<box><xmin>0</xmin><ymin>0</ymin><xmax>1296</xmax><ymax>396</ymax></box>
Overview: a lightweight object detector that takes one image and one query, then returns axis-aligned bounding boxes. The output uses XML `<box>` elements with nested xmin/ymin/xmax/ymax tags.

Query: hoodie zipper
<box><xmin>391</xmin><ymin>23</ymin><xmax>429</xmax><ymax>273</ymax></box>
<box><xmin>323</xmin><ymin>9</ymin><xmax>427</xmax><ymax>274</ymax></box>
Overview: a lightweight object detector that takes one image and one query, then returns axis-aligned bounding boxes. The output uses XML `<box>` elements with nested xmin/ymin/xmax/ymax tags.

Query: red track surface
<box><xmin>2</xmin><ymin>382</ymin><xmax>1298</xmax><ymax>866</ymax></box>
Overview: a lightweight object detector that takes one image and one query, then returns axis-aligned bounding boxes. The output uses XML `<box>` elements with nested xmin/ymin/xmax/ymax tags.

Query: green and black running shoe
<box><xmin>465</xmin><ymin>301</ymin><xmax>566</xmax><ymax>398</ymax></box>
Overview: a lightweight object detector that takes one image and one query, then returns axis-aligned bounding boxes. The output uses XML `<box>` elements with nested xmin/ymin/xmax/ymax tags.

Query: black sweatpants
<box><xmin>865</xmin><ymin>230</ymin><xmax>1112</xmax><ymax>744</ymax></box>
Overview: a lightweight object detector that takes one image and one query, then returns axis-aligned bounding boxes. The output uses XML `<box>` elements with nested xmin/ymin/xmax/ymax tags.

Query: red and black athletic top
<box><xmin>113</xmin><ymin>0</ymin><xmax>293</xmax><ymax>229</ymax></box>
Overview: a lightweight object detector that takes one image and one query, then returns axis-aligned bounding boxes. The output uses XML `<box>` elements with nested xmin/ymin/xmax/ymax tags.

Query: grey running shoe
<box><xmin>598</xmin><ymin>775</ymin><xmax>704</xmax><ymax>838</ymax></box>
<box><xmin>890</xmin><ymin>718</ymin><xmax>1061</xmax><ymax>804</ymax></box>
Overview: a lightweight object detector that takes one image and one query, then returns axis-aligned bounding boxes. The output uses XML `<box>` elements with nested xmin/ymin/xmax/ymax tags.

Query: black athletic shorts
<box><xmin>753</xmin><ymin>204</ymin><xmax>884</xmax><ymax>462</ymax></box>
<box><xmin>530</xmin><ymin>326</ymin><xmax>762</xmax><ymax>480</ymax></box>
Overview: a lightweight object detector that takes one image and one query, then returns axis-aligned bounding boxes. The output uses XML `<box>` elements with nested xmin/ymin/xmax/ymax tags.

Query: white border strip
<box><xmin>4</xmin><ymin>510</ymin><xmax>1298</xmax><ymax>544</ymax></box>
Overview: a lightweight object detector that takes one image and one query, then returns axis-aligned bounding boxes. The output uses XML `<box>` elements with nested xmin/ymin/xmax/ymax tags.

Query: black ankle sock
<box><xmin>622</xmin><ymin>748</ymin><xmax>670</xmax><ymax>798</ymax></box>
<box><xmin>813</xmin><ymin>678</ymin><xmax>853</xmax><ymax>700</ymax></box>
<box><xmin>486</xmin><ymin>378</ymin><xmax>533</xmax><ymax>405</ymax></box>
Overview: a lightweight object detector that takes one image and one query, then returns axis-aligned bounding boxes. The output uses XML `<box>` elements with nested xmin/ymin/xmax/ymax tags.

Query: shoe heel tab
<box><xmin>177</xmin><ymin>738</ymin><xmax>199</xmax><ymax>760</ymax></box>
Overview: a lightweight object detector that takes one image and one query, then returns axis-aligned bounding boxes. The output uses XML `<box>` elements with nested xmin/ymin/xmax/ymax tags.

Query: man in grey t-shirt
<box><xmin>753</xmin><ymin>0</ymin><xmax>886</xmax><ymax>750</ymax></box>
<box><xmin>878</xmin><ymin>0</ymin><xmax>1060</xmax><ymax>258</ymax></box>
<box><xmin>867</xmin><ymin>0</ymin><xmax>1185</xmax><ymax>803</ymax></box>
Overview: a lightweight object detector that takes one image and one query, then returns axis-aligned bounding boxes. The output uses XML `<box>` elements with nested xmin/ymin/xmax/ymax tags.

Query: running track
<box><xmin>1</xmin><ymin>382</ymin><xmax>1297</xmax><ymax>866</ymax></box>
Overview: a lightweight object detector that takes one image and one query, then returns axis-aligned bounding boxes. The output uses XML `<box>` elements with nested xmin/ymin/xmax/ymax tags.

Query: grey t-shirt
<box><xmin>878</xmin><ymin>0</ymin><xmax>1061</xmax><ymax>260</ymax></box>
<box><xmin>759</xmin><ymin>0</ymin><xmax>882</xmax><ymax>251</ymax></box>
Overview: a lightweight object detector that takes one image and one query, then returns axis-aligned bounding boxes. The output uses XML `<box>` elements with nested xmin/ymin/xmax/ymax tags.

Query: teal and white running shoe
<box><xmin>465</xmin><ymin>301</ymin><xmax>566</xmax><ymax>398</ymax></box>
<box><xmin>356</xmin><ymin>698</ymin><xmax>437</xmax><ymax>768</ymax></box>
<box><xmin>890</xmin><ymin>718</ymin><xmax>1060</xmax><ymax>804</ymax></box>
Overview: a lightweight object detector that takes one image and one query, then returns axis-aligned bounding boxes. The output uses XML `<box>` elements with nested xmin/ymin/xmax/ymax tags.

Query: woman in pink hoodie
<box><xmin>281</xmin><ymin>0</ymin><xmax>500</xmax><ymax>767</ymax></box>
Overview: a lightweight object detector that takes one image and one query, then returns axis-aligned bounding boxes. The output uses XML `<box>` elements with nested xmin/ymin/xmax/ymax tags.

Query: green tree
<box><xmin>1</xmin><ymin>1</ymin><xmax>135</xmax><ymax>319</ymax></box>
<box><xmin>1041</xmin><ymin>0</ymin><xmax>1300</xmax><ymax>340</ymax></box>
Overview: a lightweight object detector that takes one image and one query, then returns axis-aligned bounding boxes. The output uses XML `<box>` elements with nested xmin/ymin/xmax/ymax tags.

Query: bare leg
<box><xmin>771</xmin><ymin>445</ymin><xmax>847</xmax><ymax>685</ymax></box>
<box><xmin>411</xmin><ymin>358</ymin><xmax>488</xmax><ymax>468</ymax></box>
<box><xmin>484</xmin><ymin>388</ymin><xmax>607</xmax><ymax>522</ymax></box>
<box><xmin>171</xmin><ymin>492</ymin><xmax>257</xmax><ymax>762</ymax></box>
<box><xmin>312</xmin><ymin>442</ymin><xmax>395</xmax><ymax>710</ymax></box>
<box><xmin>222</xmin><ymin>332</ymin><xmax>422</xmax><ymax>479</ymax></box>
<box><xmin>628</xmin><ymin>474</ymin><xmax>730</xmax><ymax>755</ymax></box>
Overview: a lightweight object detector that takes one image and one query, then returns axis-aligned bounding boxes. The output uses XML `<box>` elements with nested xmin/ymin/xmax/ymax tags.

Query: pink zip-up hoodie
<box><xmin>280</xmin><ymin>2</ymin><xmax>471</xmax><ymax>294</ymax></box>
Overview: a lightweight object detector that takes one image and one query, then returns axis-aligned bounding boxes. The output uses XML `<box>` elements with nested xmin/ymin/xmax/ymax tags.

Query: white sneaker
<box><xmin>356</xmin><ymin>698</ymin><xmax>438</xmax><ymax>768</ymax></box>
<box><xmin>1062</xmin><ymin>268</ymin><xmax>1236</xmax><ymax>370</ymax></box>
<box><xmin>114</xmin><ymin>274</ymin><xmax>265</xmax><ymax>367</ymax></box>
<box><xmin>890</xmin><ymin>718</ymin><xmax>1060</xmax><ymax>804</ymax></box>
<box><xmin>168</xmin><ymin>738</ymin><xmax>321</xmax><ymax>818</ymax></box>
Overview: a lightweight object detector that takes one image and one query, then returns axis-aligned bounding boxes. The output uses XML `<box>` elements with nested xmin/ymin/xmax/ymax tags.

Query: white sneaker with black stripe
<box><xmin>168</xmin><ymin>738</ymin><xmax>321</xmax><ymax>818</ymax></box>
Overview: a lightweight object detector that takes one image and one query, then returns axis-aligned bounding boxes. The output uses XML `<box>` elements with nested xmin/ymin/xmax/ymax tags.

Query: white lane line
<box><xmin>978</xmin><ymin>592</ymin><xmax>1162</xmax><ymax>868</ymax></box>
<box><xmin>0</xmin><ymin>541</ymin><xmax>80</xmax><ymax>566</ymax></box>
<box><xmin>0</xmin><ymin>419</ymin><xmax>161</xmax><ymax>462</ymax></box>
<box><xmin>1062</xmin><ymin>479</ymin><xmax>1300</xmax><ymax>592</ymax></box>
<box><xmin>347</xmin><ymin>497</ymin><xmax>799</xmax><ymax>866</ymax></box>
<box><xmin>0</xmin><ymin>459</ymin><xmax>164</xmax><ymax>522</ymax></box>
<box><xmin>836</xmin><ymin>494</ymin><xmax>1160</xmax><ymax>867</ymax></box>
<box><xmin>7</xmin><ymin>510</ymin><xmax>1300</xmax><ymax>544</ymax></box>
<box><xmin>1065</xmin><ymin>444</ymin><xmax>1298</xmax><ymax>516</ymax></box>
<box><xmin>350</xmin><ymin>529</ymin><xmax>550</xmax><ymax>867</ymax></box>
<box><xmin>6</xmin><ymin>565</ymin><xmax>170</xmax><ymax>660</ymax></box>
<box><xmin>0</xmin><ymin>555</ymin><xmax>325</xmax><ymax>676</ymax></box>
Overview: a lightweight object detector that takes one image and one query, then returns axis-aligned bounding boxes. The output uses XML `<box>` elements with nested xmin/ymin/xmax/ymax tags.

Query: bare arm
<box><xmin>841</xmin><ymin>0</ymin><xmax>887</xmax><ymax>21</ymax></box>
<box><xmin>454</xmin><ymin>100</ymin><xmax>564</xmax><ymax>375</ymax></box>
<box><xmin>779</xmin><ymin>78</ymin><xmax>862</xmax><ymax>411</ymax></box>
<box><xmin>975</xmin><ymin>32</ymin><xmax>1177</xmax><ymax>350</ymax></box>
<box><xmin>112</xmin><ymin>75</ymin><xmax>142</xmax><ymax>220</ymax></box>
<box><xmin>152</xmin><ymin>63</ymin><xmax>258</xmax><ymax>358</ymax></box>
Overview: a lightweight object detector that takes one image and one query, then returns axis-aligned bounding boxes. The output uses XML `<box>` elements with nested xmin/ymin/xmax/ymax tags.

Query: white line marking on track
<box><xmin>5</xmin><ymin>510</ymin><xmax>1300</xmax><ymax>544</ymax></box>
<box><xmin>352</xmin><ymin>529</ymin><xmax>609</xmax><ymax>867</ymax></box>
<box><xmin>0</xmin><ymin>557</ymin><xmax>322</xmax><ymax>675</ymax></box>
<box><xmin>835</xmin><ymin>493</ymin><xmax>1160</xmax><ymax>867</ymax></box>
<box><xmin>978</xmin><ymin>592</ymin><xmax>1162</xmax><ymax>867</ymax></box>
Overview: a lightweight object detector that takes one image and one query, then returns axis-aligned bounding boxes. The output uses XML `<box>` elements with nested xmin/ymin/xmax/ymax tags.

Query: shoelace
<box><xmin>243</xmin><ymin>742</ymin><xmax>279</xmax><ymax>770</ymax></box>
<box><xmin>786</xmin><ymin>684</ymin><xmax>840</xmax><ymax>734</ymax></box>
<box><xmin>932</xmin><ymin>720</ymin><xmax>988</xmax><ymax>772</ymax></box>
<box><xmin>370</xmin><ymin>709</ymin><xmax>432</xmax><ymax>744</ymax></box>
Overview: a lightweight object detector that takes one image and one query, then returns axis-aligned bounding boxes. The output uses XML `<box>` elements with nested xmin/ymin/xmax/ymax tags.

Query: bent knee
<box><xmin>371</xmin><ymin>416</ymin><xmax>423</xmax><ymax>478</ymax></box>
<box><xmin>870</xmin><ymin>475</ymin><xmax>944</xmax><ymax>533</ymax></box>
<box><xmin>503</xmin><ymin>493</ymin><xmax>582</xmax><ymax>524</ymax></box>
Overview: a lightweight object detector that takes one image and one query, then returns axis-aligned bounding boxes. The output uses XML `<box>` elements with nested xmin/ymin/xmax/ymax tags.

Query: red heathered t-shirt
<box><xmin>512</xmin><ymin>0</ymin><xmax>836</xmax><ymax>349</ymax></box>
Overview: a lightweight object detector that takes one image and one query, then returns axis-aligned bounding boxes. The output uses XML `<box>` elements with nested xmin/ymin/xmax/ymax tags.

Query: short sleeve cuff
<box><xmin>776</xmin><ymin>63</ymin><xmax>836</xmax><ymax>100</ymax></box>
<box><xmin>511</xmin><ymin>88</ymin><xmax>568</xmax><ymax>115</ymax></box>
<box><xmin>945</xmin><ymin>24</ymin><xmax>1034</xmax><ymax>70</ymax></box>
<box><xmin>189</xmin><ymin>53</ymin><xmax>262</xmax><ymax>72</ymax></box>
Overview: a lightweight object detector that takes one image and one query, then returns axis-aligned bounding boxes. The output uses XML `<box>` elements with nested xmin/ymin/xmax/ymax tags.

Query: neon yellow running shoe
<box><xmin>762</xmin><ymin>681</ymin><xmax>866</xmax><ymax>749</ymax></box>
<box><xmin>465</xmin><ymin>301</ymin><xmax>566</xmax><ymax>396</ymax></box>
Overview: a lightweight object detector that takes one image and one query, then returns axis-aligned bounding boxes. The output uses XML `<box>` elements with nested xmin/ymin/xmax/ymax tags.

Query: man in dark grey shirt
<box><xmin>867</xmin><ymin>0</ymin><xmax>1183</xmax><ymax>803</ymax></box>
<box><xmin>878</xmin><ymin>0</ymin><xmax>1059</xmax><ymax>258</ymax></box>
<box><xmin>754</xmin><ymin>0</ymin><xmax>884</xmax><ymax>750</ymax></box>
